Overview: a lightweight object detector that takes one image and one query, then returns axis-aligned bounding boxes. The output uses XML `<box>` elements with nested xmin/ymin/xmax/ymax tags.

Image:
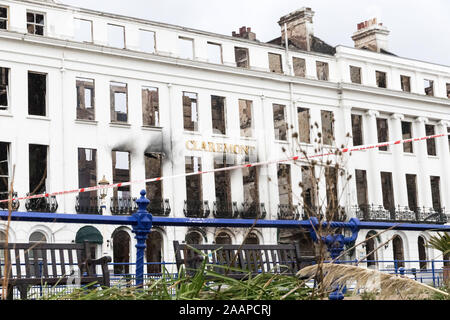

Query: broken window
<box><xmin>376</xmin><ymin>118</ymin><xmax>389</xmax><ymax>151</ymax></box>
<box><xmin>401</xmin><ymin>121</ymin><xmax>413</xmax><ymax>153</ymax></box>
<box><xmin>112</xmin><ymin>151</ymin><xmax>130</xmax><ymax>201</ymax></box>
<box><xmin>425</xmin><ymin>124</ymin><xmax>436</xmax><ymax>156</ymax></box>
<box><xmin>29</xmin><ymin>144</ymin><xmax>48</xmax><ymax>195</ymax></box>
<box><xmin>350</xmin><ymin>66</ymin><xmax>361</xmax><ymax>84</ymax></box>
<box><xmin>207</xmin><ymin>42</ymin><xmax>222</xmax><ymax>64</ymax></box>
<box><xmin>235</xmin><ymin>47</ymin><xmax>249</xmax><ymax>68</ymax></box>
<box><xmin>424</xmin><ymin>79</ymin><xmax>434</xmax><ymax>96</ymax></box>
<box><xmin>301</xmin><ymin>165</ymin><xmax>316</xmax><ymax>214</ymax></box>
<box><xmin>351</xmin><ymin>114</ymin><xmax>363</xmax><ymax>146</ymax></box>
<box><xmin>376</xmin><ymin>71</ymin><xmax>387</xmax><ymax>88</ymax></box>
<box><xmin>107</xmin><ymin>24</ymin><xmax>125</xmax><ymax>49</ymax></box>
<box><xmin>0</xmin><ymin>142</ymin><xmax>9</xmax><ymax>199</ymax></box>
<box><xmin>380</xmin><ymin>172</ymin><xmax>395</xmax><ymax>214</ymax></box>
<box><xmin>355</xmin><ymin>169</ymin><xmax>368</xmax><ymax>207</ymax></box>
<box><xmin>268</xmin><ymin>53</ymin><xmax>283</xmax><ymax>73</ymax></box>
<box><xmin>74</xmin><ymin>18</ymin><xmax>92</xmax><ymax>43</ymax></box>
<box><xmin>178</xmin><ymin>37</ymin><xmax>194</xmax><ymax>60</ymax></box>
<box><xmin>76</xmin><ymin>78</ymin><xmax>95</xmax><ymax>121</ymax></box>
<box><xmin>239</xmin><ymin>99</ymin><xmax>252</xmax><ymax>137</ymax></box>
<box><xmin>277</xmin><ymin>164</ymin><xmax>292</xmax><ymax>207</ymax></box>
<box><xmin>297</xmin><ymin>107</ymin><xmax>310</xmax><ymax>144</ymax></box>
<box><xmin>27</xmin><ymin>11</ymin><xmax>44</xmax><ymax>36</ymax></box>
<box><xmin>392</xmin><ymin>236</ymin><xmax>405</xmax><ymax>267</ymax></box>
<box><xmin>211</xmin><ymin>95</ymin><xmax>226</xmax><ymax>135</ymax></box>
<box><xmin>183</xmin><ymin>92</ymin><xmax>198</xmax><ymax>131</ymax></box>
<box><xmin>430</xmin><ymin>176</ymin><xmax>441</xmax><ymax>212</ymax></box>
<box><xmin>139</xmin><ymin>29</ymin><xmax>156</xmax><ymax>53</ymax></box>
<box><xmin>185</xmin><ymin>156</ymin><xmax>202</xmax><ymax>203</ymax></box>
<box><xmin>273</xmin><ymin>104</ymin><xmax>287</xmax><ymax>141</ymax></box>
<box><xmin>142</xmin><ymin>86</ymin><xmax>159</xmax><ymax>127</ymax></box>
<box><xmin>146</xmin><ymin>231</ymin><xmax>163</xmax><ymax>274</ymax></box>
<box><xmin>0</xmin><ymin>6</ymin><xmax>8</xmax><ymax>30</ymax></box>
<box><xmin>214</xmin><ymin>155</ymin><xmax>232</xmax><ymax>211</ymax></box>
<box><xmin>110</xmin><ymin>82</ymin><xmax>128</xmax><ymax>123</ymax></box>
<box><xmin>145</xmin><ymin>153</ymin><xmax>162</xmax><ymax>203</ymax></box>
<box><xmin>243</xmin><ymin>166</ymin><xmax>259</xmax><ymax>204</ymax></box>
<box><xmin>446</xmin><ymin>83</ymin><xmax>450</xmax><ymax>99</ymax></box>
<box><xmin>400</xmin><ymin>75</ymin><xmax>411</xmax><ymax>92</ymax></box>
<box><xmin>28</xmin><ymin>72</ymin><xmax>47</xmax><ymax>116</ymax></box>
<box><xmin>0</xmin><ymin>67</ymin><xmax>9</xmax><ymax>110</ymax></box>
<box><xmin>215</xmin><ymin>232</ymin><xmax>232</xmax><ymax>245</ymax></box>
<box><xmin>293</xmin><ymin>57</ymin><xmax>306</xmax><ymax>77</ymax></box>
<box><xmin>405</xmin><ymin>174</ymin><xmax>418</xmax><ymax>212</ymax></box>
<box><xmin>321</xmin><ymin>110</ymin><xmax>334</xmax><ymax>145</ymax></box>
<box><xmin>77</xmin><ymin>148</ymin><xmax>97</xmax><ymax>210</ymax></box>
<box><xmin>316</xmin><ymin>61</ymin><xmax>329</xmax><ymax>81</ymax></box>
<box><xmin>325</xmin><ymin>166</ymin><xmax>338</xmax><ymax>219</ymax></box>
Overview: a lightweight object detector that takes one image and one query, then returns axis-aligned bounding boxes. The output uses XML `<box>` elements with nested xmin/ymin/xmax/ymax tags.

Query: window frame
<box><xmin>107</xmin><ymin>23</ymin><xmax>126</xmax><ymax>49</ymax></box>
<box><xmin>178</xmin><ymin>36</ymin><xmax>194</xmax><ymax>60</ymax></box>
<box><xmin>139</xmin><ymin>29</ymin><xmax>156</xmax><ymax>54</ymax></box>
<box><xmin>73</xmin><ymin>18</ymin><xmax>93</xmax><ymax>43</ymax></box>
<box><xmin>26</xmin><ymin>11</ymin><xmax>46</xmax><ymax>36</ymax></box>
<box><xmin>0</xmin><ymin>67</ymin><xmax>10</xmax><ymax>110</ymax></box>
<box><xmin>76</xmin><ymin>77</ymin><xmax>95</xmax><ymax>121</ymax></box>
<box><xmin>28</xmin><ymin>71</ymin><xmax>48</xmax><ymax>117</ymax></box>
<box><xmin>206</xmin><ymin>42</ymin><xmax>223</xmax><ymax>64</ymax></box>
<box><xmin>110</xmin><ymin>81</ymin><xmax>128</xmax><ymax>123</ymax></box>
<box><xmin>0</xmin><ymin>5</ymin><xmax>9</xmax><ymax>30</ymax></box>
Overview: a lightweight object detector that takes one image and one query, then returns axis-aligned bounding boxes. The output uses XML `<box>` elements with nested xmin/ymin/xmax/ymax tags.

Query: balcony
<box><xmin>147</xmin><ymin>199</ymin><xmax>171</xmax><ymax>217</ymax></box>
<box><xmin>0</xmin><ymin>192</ymin><xmax>20</xmax><ymax>211</ymax></box>
<box><xmin>183</xmin><ymin>200</ymin><xmax>210</xmax><ymax>218</ymax></box>
<box><xmin>75</xmin><ymin>195</ymin><xmax>102</xmax><ymax>215</ymax></box>
<box><xmin>277</xmin><ymin>204</ymin><xmax>300</xmax><ymax>220</ymax></box>
<box><xmin>239</xmin><ymin>202</ymin><xmax>266</xmax><ymax>219</ymax></box>
<box><xmin>110</xmin><ymin>197</ymin><xmax>138</xmax><ymax>215</ymax></box>
<box><xmin>212</xmin><ymin>201</ymin><xmax>239</xmax><ymax>219</ymax></box>
<box><xmin>25</xmin><ymin>193</ymin><xmax>58</xmax><ymax>213</ymax></box>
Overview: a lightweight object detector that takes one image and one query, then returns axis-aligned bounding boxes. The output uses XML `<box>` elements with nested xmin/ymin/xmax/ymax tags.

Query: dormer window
<box><xmin>27</xmin><ymin>11</ymin><xmax>45</xmax><ymax>36</ymax></box>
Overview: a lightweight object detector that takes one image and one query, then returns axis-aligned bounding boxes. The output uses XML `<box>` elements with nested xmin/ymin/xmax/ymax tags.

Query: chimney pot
<box><xmin>352</xmin><ymin>18</ymin><xmax>390</xmax><ymax>53</ymax></box>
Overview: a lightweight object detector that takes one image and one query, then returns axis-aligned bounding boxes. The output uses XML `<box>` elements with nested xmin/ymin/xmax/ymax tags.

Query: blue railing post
<box><xmin>131</xmin><ymin>190</ymin><xmax>152</xmax><ymax>288</ymax></box>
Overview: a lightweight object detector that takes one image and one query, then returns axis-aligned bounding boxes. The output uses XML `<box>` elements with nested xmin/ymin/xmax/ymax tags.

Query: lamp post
<box><xmin>98</xmin><ymin>175</ymin><xmax>109</xmax><ymax>215</ymax></box>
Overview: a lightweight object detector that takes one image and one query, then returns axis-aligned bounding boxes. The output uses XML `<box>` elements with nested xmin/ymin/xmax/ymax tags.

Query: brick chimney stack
<box><xmin>351</xmin><ymin>18</ymin><xmax>390</xmax><ymax>53</ymax></box>
<box><xmin>232</xmin><ymin>26</ymin><xmax>257</xmax><ymax>41</ymax></box>
<box><xmin>278</xmin><ymin>7</ymin><xmax>315</xmax><ymax>51</ymax></box>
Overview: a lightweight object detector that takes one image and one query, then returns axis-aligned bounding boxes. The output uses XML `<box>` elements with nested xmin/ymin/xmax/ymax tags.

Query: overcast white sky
<box><xmin>59</xmin><ymin>0</ymin><xmax>450</xmax><ymax>66</ymax></box>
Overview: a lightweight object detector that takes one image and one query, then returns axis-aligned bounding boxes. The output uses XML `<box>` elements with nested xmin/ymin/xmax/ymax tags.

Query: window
<box><xmin>239</xmin><ymin>99</ymin><xmax>252</xmax><ymax>137</ymax></box>
<box><xmin>425</xmin><ymin>124</ymin><xmax>436</xmax><ymax>156</ymax></box>
<box><xmin>418</xmin><ymin>236</ymin><xmax>427</xmax><ymax>270</ymax></box>
<box><xmin>29</xmin><ymin>144</ymin><xmax>48</xmax><ymax>195</ymax></box>
<box><xmin>400</xmin><ymin>75</ymin><xmax>411</xmax><ymax>92</ymax></box>
<box><xmin>380</xmin><ymin>172</ymin><xmax>395</xmax><ymax>214</ymax></box>
<box><xmin>297</xmin><ymin>108</ymin><xmax>310</xmax><ymax>144</ymax></box>
<box><xmin>301</xmin><ymin>165</ymin><xmax>316</xmax><ymax>214</ymax></box>
<box><xmin>376</xmin><ymin>71</ymin><xmax>386</xmax><ymax>88</ymax></box>
<box><xmin>355</xmin><ymin>169</ymin><xmax>368</xmax><ymax>207</ymax></box>
<box><xmin>277</xmin><ymin>164</ymin><xmax>292</xmax><ymax>207</ymax></box>
<box><xmin>401</xmin><ymin>121</ymin><xmax>413</xmax><ymax>153</ymax></box>
<box><xmin>235</xmin><ymin>47</ymin><xmax>249</xmax><ymax>68</ymax></box>
<box><xmin>405</xmin><ymin>174</ymin><xmax>418</xmax><ymax>212</ymax></box>
<box><xmin>430</xmin><ymin>176</ymin><xmax>441</xmax><ymax>212</ymax></box>
<box><xmin>273</xmin><ymin>104</ymin><xmax>287</xmax><ymax>141</ymax></box>
<box><xmin>110</xmin><ymin>82</ymin><xmax>128</xmax><ymax>123</ymax></box>
<box><xmin>243</xmin><ymin>166</ymin><xmax>259</xmax><ymax>204</ymax></box>
<box><xmin>185</xmin><ymin>156</ymin><xmax>202</xmax><ymax>203</ymax></box>
<box><xmin>446</xmin><ymin>83</ymin><xmax>450</xmax><ymax>99</ymax></box>
<box><xmin>139</xmin><ymin>29</ymin><xmax>155</xmax><ymax>53</ymax></box>
<box><xmin>376</xmin><ymin>118</ymin><xmax>389</xmax><ymax>151</ymax></box>
<box><xmin>146</xmin><ymin>231</ymin><xmax>163</xmax><ymax>274</ymax></box>
<box><xmin>77</xmin><ymin>148</ymin><xmax>97</xmax><ymax>211</ymax></box>
<box><xmin>107</xmin><ymin>24</ymin><xmax>125</xmax><ymax>49</ymax></box>
<box><xmin>145</xmin><ymin>153</ymin><xmax>162</xmax><ymax>203</ymax></box>
<box><xmin>321</xmin><ymin>110</ymin><xmax>334</xmax><ymax>145</ymax></box>
<box><xmin>142</xmin><ymin>86</ymin><xmax>159</xmax><ymax>127</ymax></box>
<box><xmin>448</xmin><ymin>127</ymin><xmax>450</xmax><ymax>150</ymax></box>
<box><xmin>215</xmin><ymin>232</ymin><xmax>232</xmax><ymax>245</ymax></box>
<box><xmin>214</xmin><ymin>155</ymin><xmax>232</xmax><ymax>210</ymax></box>
<box><xmin>316</xmin><ymin>61</ymin><xmax>329</xmax><ymax>81</ymax></box>
<box><xmin>268</xmin><ymin>53</ymin><xmax>283</xmax><ymax>73</ymax></box>
<box><xmin>112</xmin><ymin>229</ymin><xmax>130</xmax><ymax>275</ymax></box>
<box><xmin>392</xmin><ymin>236</ymin><xmax>405</xmax><ymax>267</ymax></box>
<box><xmin>27</xmin><ymin>11</ymin><xmax>45</xmax><ymax>36</ymax></box>
<box><xmin>178</xmin><ymin>37</ymin><xmax>194</xmax><ymax>60</ymax></box>
<box><xmin>0</xmin><ymin>6</ymin><xmax>8</xmax><ymax>30</ymax></box>
<box><xmin>183</xmin><ymin>92</ymin><xmax>198</xmax><ymax>131</ymax></box>
<box><xmin>293</xmin><ymin>57</ymin><xmax>306</xmax><ymax>77</ymax></box>
<box><xmin>211</xmin><ymin>95</ymin><xmax>226</xmax><ymax>135</ymax></box>
<box><xmin>112</xmin><ymin>151</ymin><xmax>130</xmax><ymax>201</ymax></box>
<box><xmin>0</xmin><ymin>142</ymin><xmax>10</xmax><ymax>201</ymax></box>
<box><xmin>325</xmin><ymin>166</ymin><xmax>338</xmax><ymax>219</ymax></box>
<box><xmin>74</xmin><ymin>18</ymin><xmax>92</xmax><ymax>43</ymax></box>
<box><xmin>28</xmin><ymin>72</ymin><xmax>47</xmax><ymax>116</ymax></box>
<box><xmin>207</xmin><ymin>42</ymin><xmax>222</xmax><ymax>64</ymax></box>
<box><xmin>76</xmin><ymin>78</ymin><xmax>95</xmax><ymax>120</ymax></box>
<box><xmin>350</xmin><ymin>66</ymin><xmax>361</xmax><ymax>84</ymax></box>
<box><xmin>424</xmin><ymin>79</ymin><xmax>434</xmax><ymax>96</ymax></box>
<box><xmin>29</xmin><ymin>231</ymin><xmax>47</xmax><ymax>274</ymax></box>
<box><xmin>351</xmin><ymin>114</ymin><xmax>363</xmax><ymax>146</ymax></box>
<box><xmin>0</xmin><ymin>67</ymin><xmax>9</xmax><ymax>110</ymax></box>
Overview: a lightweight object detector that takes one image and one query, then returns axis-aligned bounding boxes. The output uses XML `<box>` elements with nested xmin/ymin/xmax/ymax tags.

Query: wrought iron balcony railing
<box><xmin>183</xmin><ymin>200</ymin><xmax>210</xmax><ymax>218</ymax></box>
<box><xmin>212</xmin><ymin>201</ymin><xmax>239</xmax><ymax>219</ymax></box>
<box><xmin>239</xmin><ymin>202</ymin><xmax>266</xmax><ymax>219</ymax></box>
<box><xmin>75</xmin><ymin>195</ymin><xmax>102</xmax><ymax>215</ymax></box>
<box><xmin>147</xmin><ymin>199</ymin><xmax>171</xmax><ymax>217</ymax></box>
<box><xmin>0</xmin><ymin>192</ymin><xmax>20</xmax><ymax>211</ymax></box>
<box><xmin>25</xmin><ymin>193</ymin><xmax>58</xmax><ymax>213</ymax></box>
<box><xmin>110</xmin><ymin>197</ymin><xmax>138</xmax><ymax>215</ymax></box>
<box><xmin>277</xmin><ymin>204</ymin><xmax>300</xmax><ymax>220</ymax></box>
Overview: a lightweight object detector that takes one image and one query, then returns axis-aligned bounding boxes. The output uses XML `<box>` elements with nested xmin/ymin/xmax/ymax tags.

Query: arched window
<box><xmin>29</xmin><ymin>231</ymin><xmax>47</xmax><ymax>243</ymax></box>
<box><xmin>365</xmin><ymin>235</ymin><xmax>377</xmax><ymax>267</ymax></box>
<box><xmin>0</xmin><ymin>231</ymin><xmax>6</xmax><ymax>267</ymax></box>
<box><xmin>215</xmin><ymin>232</ymin><xmax>232</xmax><ymax>245</ymax></box>
<box><xmin>243</xmin><ymin>233</ymin><xmax>259</xmax><ymax>244</ymax></box>
<box><xmin>0</xmin><ymin>230</ymin><xmax>6</xmax><ymax>243</ymax></box>
<box><xmin>146</xmin><ymin>231</ymin><xmax>163</xmax><ymax>275</ymax></box>
<box><xmin>185</xmin><ymin>231</ymin><xmax>203</xmax><ymax>245</ymax></box>
<box><xmin>392</xmin><ymin>235</ymin><xmax>405</xmax><ymax>268</ymax></box>
<box><xmin>112</xmin><ymin>229</ymin><xmax>131</xmax><ymax>275</ymax></box>
<box><xmin>29</xmin><ymin>231</ymin><xmax>47</xmax><ymax>276</ymax></box>
<box><xmin>418</xmin><ymin>236</ymin><xmax>427</xmax><ymax>270</ymax></box>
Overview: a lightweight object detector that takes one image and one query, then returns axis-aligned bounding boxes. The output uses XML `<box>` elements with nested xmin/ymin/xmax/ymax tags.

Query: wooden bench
<box><xmin>173</xmin><ymin>241</ymin><xmax>315</xmax><ymax>280</ymax></box>
<box><xmin>0</xmin><ymin>242</ymin><xmax>112</xmax><ymax>300</ymax></box>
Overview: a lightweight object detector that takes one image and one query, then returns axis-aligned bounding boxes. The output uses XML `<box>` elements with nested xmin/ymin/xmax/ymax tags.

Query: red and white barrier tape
<box><xmin>0</xmin><ymin>133</ymin><xmax>448</xmax><ymax>204</ymax></box>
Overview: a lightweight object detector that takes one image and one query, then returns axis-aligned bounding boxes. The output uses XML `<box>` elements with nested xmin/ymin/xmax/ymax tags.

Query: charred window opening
<box><xmin>301</xmin><ymin>165</ymin><xmax>316</xmax><ymax>213</ymax></box>
<box><xmin>27</xmin><ymin>11</ymin><xmax>44</xmax><ymax>36</ymax></box>
<box><xmin>243</xmin><ymin>166</ymin><xmax>259</xmax><ymax>205</ymax></box>
<box><xmin>112</xmin><ymin>151</ymin><xmax>130</xmax><ymax>200</ymax></box>
<box><xmin>239</xmin><ymin>99</ymin><xmax>252</xmax><ymax>138</ymax></box>
<box><xmin>418</xmin><ymin>236</ymin><xmax>427</xmax><ymax>270</ymax></box>
<box><xmin>28</xmin><ymin>72</ymin><xmax>47</xmax><ymax>116</ymax></box>
<box><xmin>215</xmin><ymin>232</ymin><xmax>232</xmax><ymax>245</ymax></box>
<box><xmin>316</xmin><ymin>61</ymin><xmax>329</xmax><ymax>81</ymax></box>
<box><xmin>268</xmin><ymin>53</ymin><xmax>283</xmax><ymax>73</ymax></box>
<box><xmin>107</xmin><ymin>24</ymin><xmax>125</xmax><ymax>49</ymax></box>
<box><xmin>77</xmin><ymin>148</ymin><xmax>97</xmax><ymax>208</ymax></box>
<box><xmin>207</xmin><ymin>42</ymin><xmax>222</xmax><ymax>64</ymax></box>
<box><xmin>392</xmin><ymin>236</ymin><xmax>405</xmax><ymax>268</ymax></box>
<box><xmin>29</xmin><ymin>144</ymin><xmax>48</xmax><ymax>195</ymax></box>
<box><xmin>146</xmin><ymin>231</ymin><xmax>163</xmax><ymax>274</ymax></box>
<box><xmin>321</xmin><ymin>110</ymin><xmax>334</xmax><ymax>145</ymax></box>
<box><xmin>145</xmin><ymin>152</ymin><xmax>162</xmax><ymax>202</ymax></box>
<box><xmin>430</xmin><ymin>176</ymin><xmax>441</xmax><ymax>212</ymax></box>
<box><xmin>350</xmin><ymin>66</ymin><xmax>361</xmax><ymax>84</ymax></box>
<box><xmin>183</xmin><ymin>92</ymin><xmax>198</xmax><ymax>131</ymax></box>
<box><xmin>178</xmin><ymin>37</ymin><xmax>194</xmax><ymax>60</ymax></box>
<box><xmin>142</xmin><ymin>87</ymin><xmax>159</xmax><ymax>127</ymax></box>
<box><xmin>211</xmin><ymin>95</ymin><xmax>226</xmax><ymax>135</ymax></box>
<box><xmin>424</xmin><ymin>79</ymin><xmax>434</xmax><ymax>96</ymax></box>
<box><xmin>273</xmin><ymin>104</ymin><xmax>287</xmax><ymax>141</ymax></box>
<box><xmin>293</xmin><ymin>57</ymin><xmax>306</xmax><ymax>77</ymax></box>
<box><xmin>376</xmin><ymin>71</ymin><xmax>387</xmax><ymax>88</ymax></box>
<box><xmin>278</xmin><ymin>164</ymin><xmax>292</xmax><ymax>207</ymax></box>
<box><xmin>74</xmin><ymin>18</ymin><xmax>92</xmax><ymax>43</ymax></box>
<box><xmin>380</xmin><ymin>172</ymin><xmax>395</xmax><ymax>214</ymax></box>
<box><xmin>214</xmin><ymin>155</ymin><xmax>232</xmax><ymax>209</ymax></box>
<box><xmin>0</xmin><ymin>6</ymin><xmax>7</xmax><ymax>30</ymax></box>
<box><xmin>351</xmin><ymin>114</ymin><xmax>363</xmax><ymax>146</ymax></box>
<box><xmin>425</xmin><ymin>124</ymin><xmax>436</xmax><ymax>156</ymax></box>
<box><xmin>401</xmin><ymin>75</ymin><xmax>411</xmax><ymax>92</ymax></box>
<box><xmin>0</xmin><ymin>142</ymin><xmax>10</xmax><ymax>197</ymax></box>
<box><xmin>355</xmin><ymin>170</ymin><xmax>368</xmax><ymax>207</ymax></box>
<box><xmin>110</xmin><ymin>82</ymin><xmax>128</xmax><ymax>123</ymax></box>
<box><xmin>0</xmin><ymin>67</ymin><xmax>9</xmax><ymax>109</ymax></box>
<box><xmin>401</xmin><ymin>121</ymin><xmax>413</xmax><ymax>153</ymax></box>
<box><xmin>297</xmin><ymin>108</ymin><xmax>310</xmax><ymax>144</ymax></box>
<box><xmin>405</xmin><ymin>174</ymin><xmax>418</xmax><ymax>212</ymax></box>
<box><xmin>325</xmin><ymin>166</ymin><xmax>338</xmax><ymax>219</ymax></box>
<box><xmin>185</xmin><ymin>231</ymin><xmax>203</xmax><ymax>245</ymax></box>
<box><xmin>243</xmin><ymin>233</ymin><xmax>259</xmax><ymax>244</ymax></box>
<box><xmin>139</xmin><ymin>29</ymin><xmax>155</xmax><ymax>53</ymax></box>
<box><xmin>76</xmin><ymin>78</ymin><xmax>95</xmax><ymax>121</ymax></box>
<box><xmin>446</xmin><ymin>83</ymin><xmax>450</xmax><ymax>99</ymax></box>
<box><xmin>185</xmin><ymin>156</ymin><xmax>202</xmax><ymax>203</ymax></box>
<box><xmin>235</xmin><ymin>47</ymin><xmax>249</xmax><ymax>68</ymax></box>
<box><xmin>112</xmin><ymin>229</ymin><xmax>130</xmax><ymax>275</ymax></box>
<box><xmin>376</xmin><ymin>118</ymin><xmax>389</xmax><ymax>151</ymax></box>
